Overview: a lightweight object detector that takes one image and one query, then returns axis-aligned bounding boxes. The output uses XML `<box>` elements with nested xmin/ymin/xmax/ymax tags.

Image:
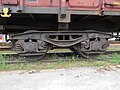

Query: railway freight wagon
<box><xmin>0</xmin><ymin>0</ymin><xmax>119</xmax><ymax>61</ymax></box>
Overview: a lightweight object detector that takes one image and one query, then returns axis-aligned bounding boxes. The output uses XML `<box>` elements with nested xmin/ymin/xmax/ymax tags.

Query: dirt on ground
<box><xmin>0</xmin><ymin>67</ymin><xmax>120</xmax><ymax>90</ymax></box>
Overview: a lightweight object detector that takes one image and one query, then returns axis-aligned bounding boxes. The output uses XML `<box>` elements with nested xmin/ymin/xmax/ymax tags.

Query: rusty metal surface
<box><xmin>104</xmin><ymin>0</ymin><xmax>120</xmax><ymax>10</ymax></box>
<box><xmin>0</xmin><ymin>0</ymin><xmax>60</xmax><ymax>7</ymax></box>
<box><xmin>69</xmin><ymin>0</ymin><xmax>100</xmax><ymax>9</ymax></box>
<box><xmin>0</xmin><ymin>0</ymin><xmax>119</xmax><ymax>60</ymax></box>
<box><xmin>8</xmin><ymin>30</ymin><xmax>111</xmax><ymax>60</ymax></box>
<box><xmin>0</xmin><ymin>0</ymin><xmax>120</xmax><ymax>12</ymax></box>
<box><xmin>0</xmin><ymin>50</ymin><xmax>120</xmax><ymax>64</ymax></box>
<box><xmin>0</xmin><ymin>41</ymin><xmax>120</xmax><ymax>50</ymax></box>
<box><xmin>1</xmin><ymin>0</ymin><xmax>18</xmax><ymax>5</ymax></box>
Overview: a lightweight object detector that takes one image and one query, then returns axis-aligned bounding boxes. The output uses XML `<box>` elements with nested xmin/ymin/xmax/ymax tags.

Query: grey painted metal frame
<box><xmin>104</xmin><ymin>11</ymin><xmax>120</xmax><ymax>16</ymax></box>
<box><xmin>1</xmin><ymin>5</ymin><xmax>120</xmax><ymax>23</ymax></box>
<box><xmin>0</xmin><ymin>5</ymin><xmax>120</xmax><ymax>15</ymax></box>
<box><xmin>0</xmin><ymin>6</ymin><xmax>59</xmax><ymax>14</ymax></box>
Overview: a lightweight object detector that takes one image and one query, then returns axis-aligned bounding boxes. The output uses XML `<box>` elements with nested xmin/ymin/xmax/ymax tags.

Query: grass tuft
<box><xmin>0</xmin><ymin>50</ymin><xmax>120</xmax><ymax>71</ymax></box>
<box><xmin>109</xmin><ymin>53</ymin><xmax>120</xmax><ymax>64</ymax></box>
<box><xmin>0</xmin><ymin>53</ymin><xmax>8</xmax><ymax>71</ymax></box>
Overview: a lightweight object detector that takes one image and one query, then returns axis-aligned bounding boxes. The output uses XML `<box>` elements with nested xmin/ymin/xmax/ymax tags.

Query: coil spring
<box><xmin>15</xmin><ymin>43</ymin><xmax>23</xmax><ymax>53</ymax></box>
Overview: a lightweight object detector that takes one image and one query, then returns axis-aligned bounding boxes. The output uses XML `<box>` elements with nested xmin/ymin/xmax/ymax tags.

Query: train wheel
<box><xmin>70</xmin><ymin>47</ymin><xmax>77</xmax><ymax>54</ymax></box>
<box><xmin>15</xmin><ymin>39</ymin><xmax>48</xmax><ymax>61</ymax></box>
<box><xmin>76</xmin><ymin>43</ymin><xmax>105</xmax><ymax>59</ymax></box>
<box><xmin>77</xmin><ymin>49</ymin><xmax>100</xmax><ymax>59</ymax></box>
<box><xmin>19</xmin><ymin>52</ymin><xmax>47</xmax><ymax>62</ymax></box>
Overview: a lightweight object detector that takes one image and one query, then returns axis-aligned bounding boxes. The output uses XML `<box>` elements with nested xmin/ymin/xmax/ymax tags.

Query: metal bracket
<box><xmin>58</xmin><ymin>10</ymin><xmax>71</xmax><ymax>23</ymax></box>
<box><xmin>58</xmin><ymin>0</ymin><xmax>71</xmax><ymax>23</ymax></box>
<box><xmin>1</xmin><ymin>8</ymin><xmax>11</xmax><ymax>17</ymax></box>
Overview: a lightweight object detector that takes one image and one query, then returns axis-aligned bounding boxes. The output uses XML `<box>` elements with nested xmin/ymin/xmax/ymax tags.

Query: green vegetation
<box><xmin>0</xmin><ymin>53</ymin><xmax>8</xmax><ymax>71</ymax></box>
<box><xmin>0</xmin><ymin>51</ymin><xmax>120</xmax><ymax>71</ymax></box>
<box><xmin>109</xmin><ymin>53</ymin><xmax>120</xmax><ymax>64</ymax></box>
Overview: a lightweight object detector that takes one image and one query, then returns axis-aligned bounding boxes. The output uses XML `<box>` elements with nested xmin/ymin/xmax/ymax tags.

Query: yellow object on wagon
<box><xmin>1</xmin><ymin>8</ymin><xmax>11</xmax><ymax>17</ymax></box>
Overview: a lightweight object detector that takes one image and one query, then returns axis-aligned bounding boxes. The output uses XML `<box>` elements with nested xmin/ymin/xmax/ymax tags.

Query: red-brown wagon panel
<box><xmin>51</xmin><ymin>0</ymin><xmax>59</xmax><ymax>7</ymax></box>
<box><xmin>24</xmin><ymin>0</ymin><xmax>60</xmax><ymax>7</ymax></box>
<box><xmin>1</xmin><ymin>0</ymin><xmax>18</xmax><ymax>5</ymax></box>
<box><xmin>69</xmin><ymin>0</ymin><xmax>100</xmax><ymax>10</ymax></box>
<box><xmin>25</xmin><ymin>0</ymin><xmax>51</xmax><ymax>7</ymax></box>
<box><xmin>0</xmin><ymin>0</ymin><xmax>60</xmax><ymax>7</ymax></box>
<box><xmin>104</xmin><ymin>0</ymin><xmax>120</xmax><ymax>11</ymax></box>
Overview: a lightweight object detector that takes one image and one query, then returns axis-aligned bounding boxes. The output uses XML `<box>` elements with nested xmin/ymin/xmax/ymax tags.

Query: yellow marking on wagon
<box><xmin>1</xmin><ymin>8</ymin><xmax>11</xmax><ymax>17</ymax></box>
<box><xmin>114</xmin><ymin>2</ymin><xmax>120</xmax><ymax>6</ymax></box>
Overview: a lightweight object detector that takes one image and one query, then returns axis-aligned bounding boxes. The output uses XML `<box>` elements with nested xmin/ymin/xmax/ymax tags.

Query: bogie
<box><xmin>10</xmin><ymin>30</ymin><xmax>111</xmax><ymax>61</ymax></box>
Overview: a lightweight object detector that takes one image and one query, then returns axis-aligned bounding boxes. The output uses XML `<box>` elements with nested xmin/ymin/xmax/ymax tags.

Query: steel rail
<box><xmin>0</xmin><ymin>50</ymin><xmax>120</xmax><ymax>64</ymax></box>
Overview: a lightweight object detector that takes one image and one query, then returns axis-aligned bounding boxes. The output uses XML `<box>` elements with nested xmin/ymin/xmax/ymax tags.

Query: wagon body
<box><xmin>0</xmin><ymin>0</ymin><xmax>119</xmax><ymax>33</ymax></box>
<box><xmin>0</xmin><ymin>0</ymin><xmax>119</xmax><ymax>61</ymax></box>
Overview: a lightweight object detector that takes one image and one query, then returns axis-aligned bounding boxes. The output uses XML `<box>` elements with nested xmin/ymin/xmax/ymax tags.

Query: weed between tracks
<box><xmin>0</xmin><ymin>53</ymin><xmax>8</xmax><ymax>70</ymax></box>
<box><xmin>0</xmin><ymin>51</ymin><xmax>120</xmax><ymax>71</ymax></box>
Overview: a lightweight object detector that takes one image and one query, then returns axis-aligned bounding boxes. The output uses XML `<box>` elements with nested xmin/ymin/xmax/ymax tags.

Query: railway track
<box><xmin>0</xmin><ymin>41</ymin><xmax>120</xmax><ymax>50</ymax></box>
<box><xmin>0</xmin><ymin>42</ymin><xmax>10</xmax><ymax>50</ymax></box>
<box><xmin>0</xmin><ymin>41</ymin><xmax>119</xmax><ymax>64</ymax></box>
<box><xmin>109</xmin><ymin>41</ymin><xmax>120</xmax><ymax>44</ymax></box>
<box><xmin>0</xmin><ymin>50</ymin><xmax>120</xmax><ymax>64</ymax></box>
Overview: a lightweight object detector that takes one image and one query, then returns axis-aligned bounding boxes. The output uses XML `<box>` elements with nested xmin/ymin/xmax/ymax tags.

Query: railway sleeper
<box><xmin>9</xmin><ymin>30</ymin><xmax>111</xmax><ymax>61</ymax></box>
